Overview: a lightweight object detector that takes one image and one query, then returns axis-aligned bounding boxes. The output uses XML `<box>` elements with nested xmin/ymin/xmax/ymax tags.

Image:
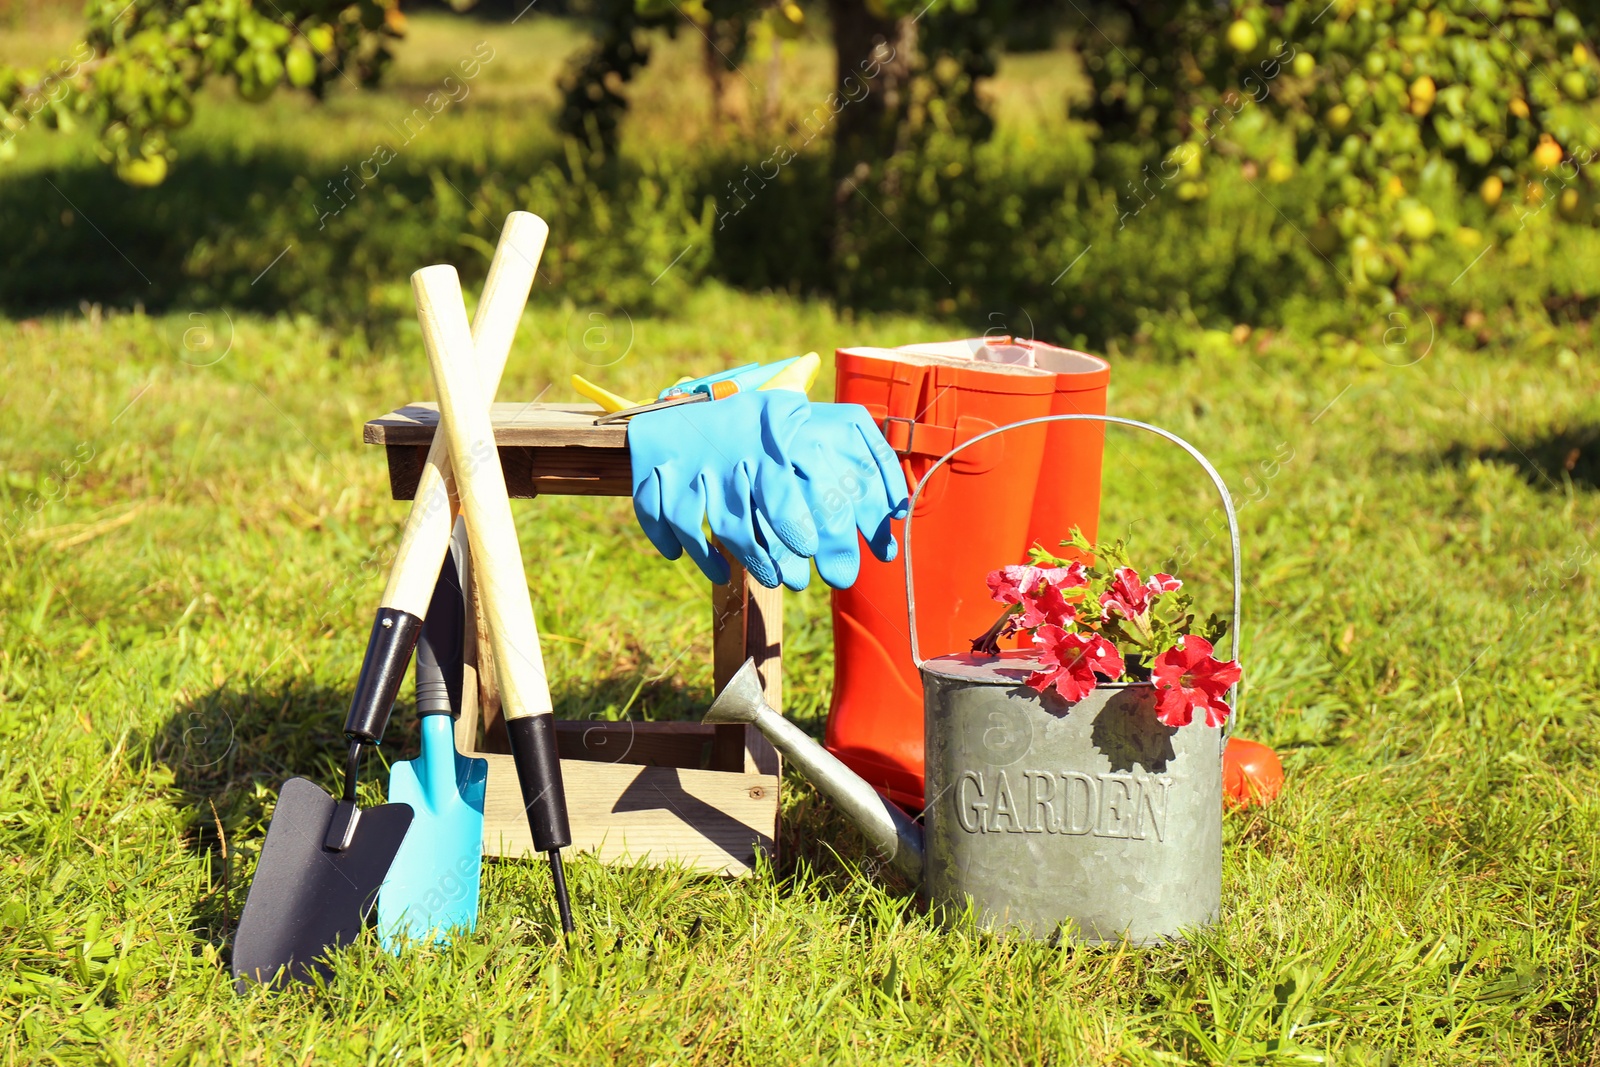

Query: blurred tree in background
<box><xmin>0</xmin><ymin>0</ymin><xmax>408</xmax><ymax>182</ymax></box>
<box><xmin>1075</xmin><ymin>0</ymin><xmax>1600</xmax><ymax>289</ymax></box>
<box><xmin>4</xmin><ymin>0</ymin><xmax>1600</xmax><ymax>339</ymax></box>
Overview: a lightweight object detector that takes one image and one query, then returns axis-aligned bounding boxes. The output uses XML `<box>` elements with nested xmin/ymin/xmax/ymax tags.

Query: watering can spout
<box><xmin>703</xmin><ymin>659</ymin><xmax>768</xmax><ymax>727</ymax></box>
<box><xmin>705</xmin><ymin>660</ymin><xmax>925</xmax><ymax>883</ymax></box>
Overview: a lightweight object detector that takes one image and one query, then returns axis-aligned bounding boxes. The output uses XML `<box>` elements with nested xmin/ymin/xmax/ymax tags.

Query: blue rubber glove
<box><xmin>629</xmin><ymin>390</ymin><xmax>819</xmax><ymax>587</ymax></box>
<box><xmin>778</xmin><ymin>403</ymin><xmax>911</xmax><ymax>590</ymax></box>
<box><xmin>758</xmin><ymin>510</ymin><xmax>815</xmax><ymax>591</ymax></box>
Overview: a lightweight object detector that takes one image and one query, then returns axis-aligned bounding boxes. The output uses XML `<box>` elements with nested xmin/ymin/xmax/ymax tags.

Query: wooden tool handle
<box><xmin>413</xmin><ymin>264</ymin><xmax>554</xmax><ymax>721</ymax></box>
<box><xmin>381</xmin><ymin>211</ymin><xmax>549</xmax><ymax>618</ymax></box>
<box><xmin>342</xmin><ymin>213</ymin><xmax>547</xmax><ymax>746</ymax></box>
<box><xmin>414</xmin><ymin>263</ymin><xmax>570</xmax><ymax>855</ymax></box>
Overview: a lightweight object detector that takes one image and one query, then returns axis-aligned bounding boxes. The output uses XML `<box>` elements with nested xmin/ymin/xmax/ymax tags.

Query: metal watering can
<box><xmin>706</xmin><ymin>415</ymin><xmax>1241</xmax><ymax>943</ymax></box>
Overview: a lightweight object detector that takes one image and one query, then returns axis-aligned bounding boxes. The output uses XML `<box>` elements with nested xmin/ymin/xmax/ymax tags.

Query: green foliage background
<box><xmin>1077</xmin><ymin>0</ymin><xmax>1600</xmax><ymax>294</ymax></box>
<box><xmin>0</xmin><ymin>0</ymin><xmax>407</xmax><ymax>181</ymax></box>
<box><xmin>9</xmin><ymin>1</ymin><xmax>1600</xmax><ymax>340</ymax></box>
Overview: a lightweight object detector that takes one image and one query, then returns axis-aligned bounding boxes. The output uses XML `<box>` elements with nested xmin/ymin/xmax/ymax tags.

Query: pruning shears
<box><xmin>578</xmin><ymin>353</ymin><xmax>821</xmax><ymax>424</ymax></box>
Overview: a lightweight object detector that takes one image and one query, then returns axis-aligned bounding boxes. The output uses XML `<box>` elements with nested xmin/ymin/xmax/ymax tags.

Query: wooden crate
<box><xmin>366</xmin><ymin>402</ymin><xmax>783</xmax><ymax>876</ymax></box>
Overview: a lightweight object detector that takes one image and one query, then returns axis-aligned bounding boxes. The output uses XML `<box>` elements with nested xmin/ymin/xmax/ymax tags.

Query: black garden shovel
<box><xmin>230</xmin><ymin>213</ymin><xmax>549</xmax><ymax>988</ymax></box>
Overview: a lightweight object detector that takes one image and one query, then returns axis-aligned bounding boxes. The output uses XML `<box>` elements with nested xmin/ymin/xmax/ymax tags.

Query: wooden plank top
<box><xmin>365</xmin><ymin>402</ymin><xmax>628</xmax><ymax>449</ymax></box>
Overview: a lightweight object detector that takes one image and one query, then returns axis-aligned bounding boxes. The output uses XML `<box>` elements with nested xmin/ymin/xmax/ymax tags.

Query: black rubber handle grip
<box><xmin>415</xmin><ymin>552</ymin><xmax>466</xmax><ymax>717</ymax></box>
<box><xmin>506</xmin><ymin>715</ymin><xmax>572</xmax><ymax>851</ymax></box>
<box><xmin>343</xmin><ymin>607</ymin><xmax>424</xmax><ymax>743</ymax></box>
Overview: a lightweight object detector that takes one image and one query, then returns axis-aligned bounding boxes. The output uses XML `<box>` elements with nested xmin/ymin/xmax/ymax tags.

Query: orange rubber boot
<box><xmin>1017</xmin><ymin>342</ymin><xmax>1112</xmax><ymax>552</ymax></box>
<box><xmin>824</xmin><ymin>339</ymin><xmax>1110</xmax><ymax>810</ymax></box>
<box><xmin>824</xmin><ymin>343</ymin><xmax>1052</xmax><ymax>809</ymax></box>
<box><xmin>915</xmin><ymin>339</ymin><xmax>1113</xmax><ymax>553</ymax></box>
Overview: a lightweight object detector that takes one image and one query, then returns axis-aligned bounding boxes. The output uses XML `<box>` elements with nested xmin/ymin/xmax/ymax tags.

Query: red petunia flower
<box><xmin>1151</xmin><ymin>635</ymin><xmax>1240</xmax><ymax>728</ymax></box>
<box><xmin>1025</xmin><ymin>625</ymin><xmax>1125</xmax><ymax>702</ymax></box>
<box><xmin>1099</xmin><ymin>567</ymin><xmax>1183</xmax><ymax>620</ymax></box>
<box><xmin>987</xmin><ymin>562</ymin><xmax>1088</xmax><ymax>605</ymax></box>
<box><xmin>1016</xmin><ymin>582</ymin><xmax>1077</xmax><ymax>630</ymax></box>
<box><xmin>1099</xmin><ymin>567</ymin><xmax>1149</xmax><ymax>619</ymax></box>
<box><xmin>1147</xmin><ymin>572</ymin><xmax>1182</xmax><ymax>596</ymax></box>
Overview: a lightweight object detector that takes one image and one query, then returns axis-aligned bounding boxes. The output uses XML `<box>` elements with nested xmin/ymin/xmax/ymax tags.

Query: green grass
<box><xmin>3</xmin><ymin>10</ymin><xmax>1600</xmax><ymax>1066</ymax></box>
<box><xmin>4</xmin><ymin>287</ymin><xmax>1599</xmax><ymax>1063</ymax></box>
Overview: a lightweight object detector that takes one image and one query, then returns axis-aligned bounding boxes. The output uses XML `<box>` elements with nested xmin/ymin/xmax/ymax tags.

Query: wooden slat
<box><xmin>454</xmin><ymin>537</ymin><xmax>483</xmax><ymax>755</ymax></box>
<box><xmin>366</xmin><ymin>402</ymin><xmax>628</xmax><ymax>448</ymax></box>
<box><xmin>481</xmin><ymin>755</ymin><xmax>779</xmax><ymax>876</ymax></box>
<box><xmin>383</xmin><ymin>443</ymin><xmax>631</xmax><ymax>500</ymax></box>
<box><xmin>515</xmin><ymin>446</ymin><xmax>634</xmax><ymax>496</ymax></box>
<box><xmin>553</xmin><ymin>720</ymin><xmax>715</xmax><ymax>769</ymax></box>
<box><xmin>711</xmin><ymin>559</ymin><xmax>783</xmax><ymax>776</ymax></box>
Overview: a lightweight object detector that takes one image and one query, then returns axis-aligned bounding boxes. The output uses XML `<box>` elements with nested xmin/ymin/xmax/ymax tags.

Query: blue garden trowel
<box><xmin>378</xmin><ymin>519</ymin><xmax>488</xmax><ymax>948</ymax></box>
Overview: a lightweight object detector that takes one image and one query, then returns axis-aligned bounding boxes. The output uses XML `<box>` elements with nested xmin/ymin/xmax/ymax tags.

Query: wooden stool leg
<box><xmin>711</xmin><ymin>561</ymin><xmax>782</xmax><ymax>774</ymax></box>
<box><xmin>465</xmin><ymin>540</ymin><xmax>511</xmax><ymax>754</ymax></box>
<box><xmin>454</xmin><ymin>532</ymin><xmax>482</xmax><ymax>755</ymax></box>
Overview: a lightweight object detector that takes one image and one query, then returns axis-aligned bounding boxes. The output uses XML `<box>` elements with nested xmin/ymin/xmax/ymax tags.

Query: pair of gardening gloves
<box><xmin>626</xmin><ymin>383</ymin><xmax>910</xmax><ymax>590</ymax></box>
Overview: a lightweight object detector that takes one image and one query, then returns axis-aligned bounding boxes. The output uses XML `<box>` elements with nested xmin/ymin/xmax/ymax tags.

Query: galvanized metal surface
<box><xmin>902</xmin><ymin>413</ymin><xmax>1243</xmax><ymax>739</ymax></box>
<box><xmin>699</xmin><ymin>415</ymin><xmax>1243</xmax><ymax>943</ymax></box>
<box><xmin>921</xmin><ymin>652</ymin><xmax>1221</xmax><ymax>942</ymax></box>
<box><xmin>705</xmin><ymin>660</ymin><xmax>925</xmax><ymax>881</ymax></box>
<box><xmin>905</xmin><ymin>415</ymin><xmax>1240</xmax><ymax>941</ymax></box>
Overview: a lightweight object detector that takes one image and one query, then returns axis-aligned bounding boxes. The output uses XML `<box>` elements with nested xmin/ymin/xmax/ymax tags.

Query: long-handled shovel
<box><xmin>231</xmin><ymin>213</ymin><xmax>550</xmax><ymax>987</ymax></box>
<box><xmin>377</xmin><ymin>519</ymin><xmax>488</xmax><ymax>947</ymax></box>
<box><xmin>413</xmin><ymin>263</ymin><xmax>576</xmax><ymax>933</ymax></box>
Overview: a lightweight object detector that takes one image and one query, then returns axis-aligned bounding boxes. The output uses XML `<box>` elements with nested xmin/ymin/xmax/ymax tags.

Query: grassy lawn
<box><xmin>4</xmin><ymin>11</ymin><xmax>1600</xmax><ymax>1066</ymax></box>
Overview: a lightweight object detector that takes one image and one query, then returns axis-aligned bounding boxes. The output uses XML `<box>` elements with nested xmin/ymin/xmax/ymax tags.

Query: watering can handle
<box><xmin>903</xmin><ymin>414</ymin><xmax>1244</xmax><ymax>739</ymax></box>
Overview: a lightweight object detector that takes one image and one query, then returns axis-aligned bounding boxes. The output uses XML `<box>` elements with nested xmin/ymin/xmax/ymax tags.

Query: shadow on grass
<box><xmin>1440</xmin><ymin>427</ymin><xmax>1600</xmax><ymax>492</ymax></box>
<box><xmin>147</xmin><ymin>672</ymin><xmax>927</xmax><ymax>965</ymax></box>
<box><xmin>149</xmin><ymin>669</ymin><xmax>720</xmax><ymax>933</ymax></box>
<box><xmin>548</xmin><ymin>669</ymin><xmax>708</xmax><ymax>727</ymax></box>
<box><xmin>0</xmin><ymin>132</ymin><xmax>1092</xmax><ymax>338</ymax></box>
<box><xmin>0</xmin><ymin>149</ymin><xmax>529</xmax><ymax>327</ymax></box>
<box><xmin>148</xmin><ymin>682</ymin><xmax>360</xmax><ymax>945</ymax></box>
<box><xmin>0</xmin><ymin>141</ymin><xmax>832</xmax><ymax>329</ymax></box>
<box><xmin>155</xmin><ymin>669</ymin><xmax>719</xmax><ymax>805</ymax></box>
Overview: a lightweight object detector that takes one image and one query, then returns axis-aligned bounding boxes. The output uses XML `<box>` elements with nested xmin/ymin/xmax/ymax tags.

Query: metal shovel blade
<box><xmin>231</xmin><ymin>777</ymin><xmax>413</xmax><ymax>989</ymax></box>
<box><xmin>378</xmin><ymin>715</ymin><xmax>487</xmax><ymax>947</ymax></box>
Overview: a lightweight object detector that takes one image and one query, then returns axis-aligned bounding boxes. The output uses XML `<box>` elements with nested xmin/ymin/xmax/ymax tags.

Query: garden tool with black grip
<box><xmin>230</xmin><ymin>213</ymin><xmax>548</xmax><ymax>988</ymax></box>
<box><xmin>377</xmin><ymin>517</ymin><xmax>488</xmax><ymax>949</ymax></box>
<box><xmin>413</xmin><ymin>262</ymin><xmax>575</xmax><ymax>935</ymax></box>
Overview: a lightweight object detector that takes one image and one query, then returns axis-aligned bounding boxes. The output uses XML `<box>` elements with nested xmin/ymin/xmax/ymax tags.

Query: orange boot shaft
<box><xmin>825</xmin><ymin>339</ymin><xmax>1110</xmax><ymax>810</ymax></box>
